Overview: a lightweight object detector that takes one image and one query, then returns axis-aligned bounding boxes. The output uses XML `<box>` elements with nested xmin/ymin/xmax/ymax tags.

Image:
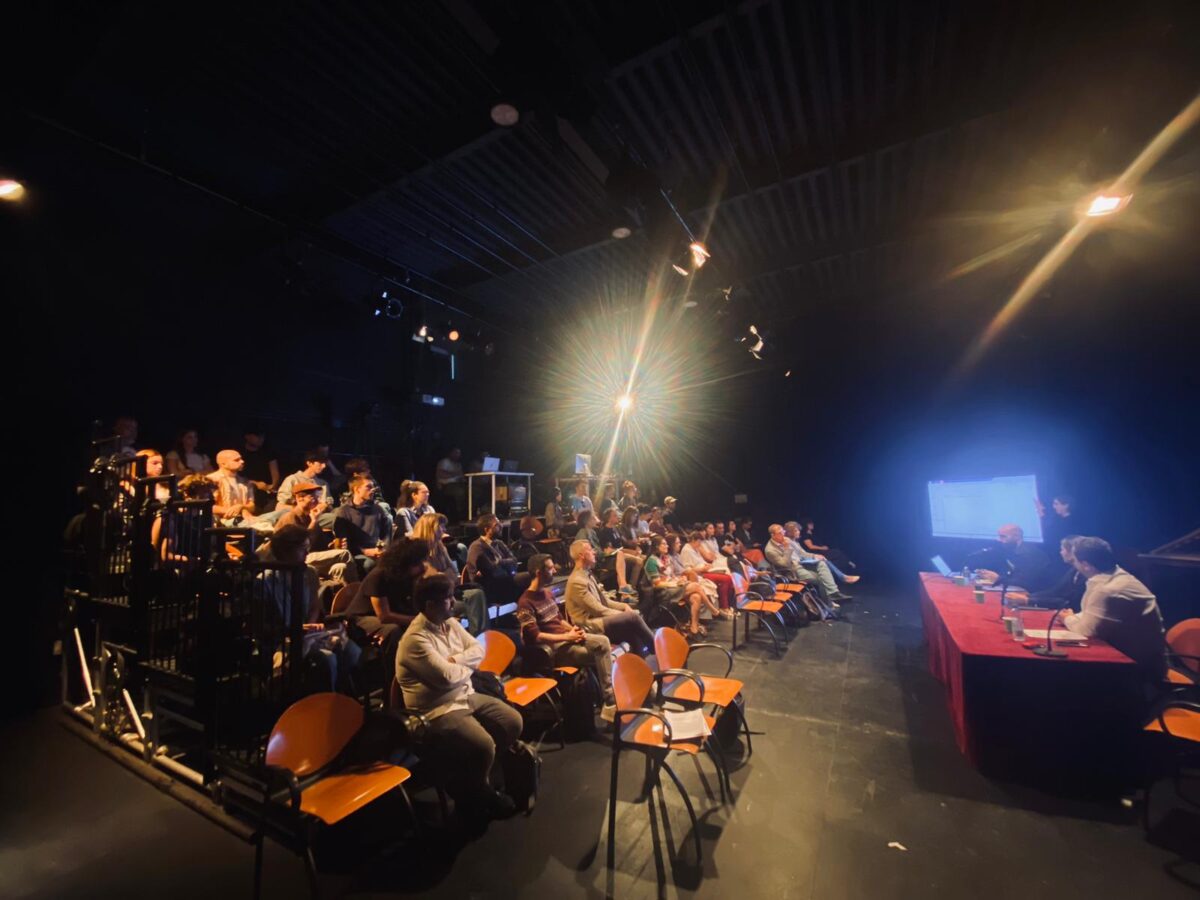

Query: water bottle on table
<box><xmin>1011</xmin><ymin>606</ymin><xmax>1025</xmax><ymax>641</ymax></box>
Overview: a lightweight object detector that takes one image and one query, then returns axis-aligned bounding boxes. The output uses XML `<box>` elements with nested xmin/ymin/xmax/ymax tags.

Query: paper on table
<box><xmin>663</xmin><ymin>708</ymin><xmax>711</xmax><ymax>741</ymax></box>
<box><xmin>1023</xmin><ymin>629</ymin><xmax>1088</xmax><ymax>642</ymax></box>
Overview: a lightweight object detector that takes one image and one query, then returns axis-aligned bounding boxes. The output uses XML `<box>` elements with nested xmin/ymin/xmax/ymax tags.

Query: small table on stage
<box><xmin>918</xmin><ymin>573</ymin><xmax>1144</xmax><ymax>777</ymax></box>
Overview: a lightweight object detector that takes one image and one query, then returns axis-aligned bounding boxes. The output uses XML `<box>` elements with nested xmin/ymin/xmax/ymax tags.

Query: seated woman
<box><xmin>344</xmin><ymin>538</ymin><xmax>430</xmax><ymax>671</ymax></box>
<box><xmin>644</xmin><ymin>535</ymin><xmax>725</xmax><ymax>637</ymax></box>
<box><xmin>665</xmin><ymin>532</ymin><xmax>722</xmax><ymax>609</ymax></box>
<box><xmin>164</xmin><ymin>428</ymin><xmax>214</xmax><ymax>477</ymax></box>
<box><xmin>680</xmin><ymin>530</ymin><xmax>736</xmax><ymax>610</ymax></box>
<box><xmin>411</xmin><ymin>512</ymin><xmax>489</xmax><ymax>635</ymax></box>
<box><xmin>799</xmin><ymin>517</ymin><xmax>858</xmax><ymax>576</ymax></box>
<box><xmin>594</xmin><ymin>507</ymin><xmax>643</xmax><ymax>597</ymax></box>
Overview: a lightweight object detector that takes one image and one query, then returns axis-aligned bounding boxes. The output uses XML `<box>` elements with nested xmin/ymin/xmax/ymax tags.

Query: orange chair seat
<box><xmin>661</xmin><ymin>674</ymin><xmax>743</xmax><ymax>708</ymax></box>
<box><xmin>739</xmin><ymin>599</ymin><xmax>783</xmax><ymax>614</ymax></box>
<box><xmin>620</xmin><ymin>712</ymin><xmax>718</xmax><ymax>753</ymax></box>
<box><xmin>503</xmin><ymin>676</ymin><xmax>558</xmax><ymax>707</ymax></box>
<box><xmin>1145</xmin><ymin>708</ymin><xmax>1200</xmax><ymax>743</ymax></box>
<box><xmin>555</xmin><ymin>666</ymin><xmax>579</xmax><ymax>676</ymax></box>
<box><xmin>1166</xmin><ymin>667</ymin><xmax>1197</xmax><ymax>685</ymax></box>
<box><xmin>776</xmin><ymin>583</ymin><xmax>807</xmax><ymax>593</ymax></box>
<box><xmin>298</xmin><ymin>764</ymin><xmax>412</xmax><ymax>825</ymax></box>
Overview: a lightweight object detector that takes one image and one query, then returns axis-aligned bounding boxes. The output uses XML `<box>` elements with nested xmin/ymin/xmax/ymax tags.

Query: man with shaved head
<box><xmin>977</xmin><ymin>524</ymin><xmax>1051</xmax><ymax>591</ymax></box>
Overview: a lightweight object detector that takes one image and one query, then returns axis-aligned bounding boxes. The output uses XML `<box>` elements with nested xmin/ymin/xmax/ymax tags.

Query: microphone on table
<box><xmin>1031</xmin><ymin>605</ymin><xmax>1069</xmax><ymax>658</ymax></box>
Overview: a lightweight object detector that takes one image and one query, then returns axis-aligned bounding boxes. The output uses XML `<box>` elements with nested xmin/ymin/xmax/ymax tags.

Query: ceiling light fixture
<box><xmin>611</xmin><ymin>226</ymin><xmax>632</xmax><ymax>239</ymax></box>
<box><xmin>490</xmin><ymin>102</ymin><xmax>520</xmax><ymax>127</ymax></box>
<box><xmin>615</xmin><ymin>394</ymin><xmax>634</xmax><ymax>412</ymax></box>
<box><xmin>689</xmin><ymin>241</ymin><xmax>710</xmax><ymax>268</ymax></box>
<box><xmin>448</xmin><ymin>328</ymin><xmax>460</xmax><ymax>342</ymax></box>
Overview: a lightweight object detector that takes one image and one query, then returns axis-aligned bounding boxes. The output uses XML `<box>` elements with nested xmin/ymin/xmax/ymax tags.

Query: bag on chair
<box><xmin>501</xmin><ymin>739</ymin><xmax>542</xmax><ymax>814</ymax></box>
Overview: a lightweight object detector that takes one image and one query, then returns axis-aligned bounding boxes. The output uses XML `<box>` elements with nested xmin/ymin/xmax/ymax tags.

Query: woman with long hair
<box><xmin>164</xmin><ymin>428</ymin><xmax>213</xmax><ymax>477</ymax></box>
<box><xmin>396</xmin><ymin>480</ymin><xmax>434</xmax><ymax>536</ymax></box>
<box><xmin>644</xmin><ymin>534</ymin><xmax>723</xmax><ymax>637</ymax></box>
<box><xmin>410</xmin><ymin>512</ymin><xmax>488</xmax><ymax>634</ymax></box>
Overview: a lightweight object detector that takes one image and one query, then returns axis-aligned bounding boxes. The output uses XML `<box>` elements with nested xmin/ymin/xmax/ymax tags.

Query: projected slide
<box><xmin>928</xmin><ymin>475</ymin><xmax>1043</xmax><ymax>542</ymax></box>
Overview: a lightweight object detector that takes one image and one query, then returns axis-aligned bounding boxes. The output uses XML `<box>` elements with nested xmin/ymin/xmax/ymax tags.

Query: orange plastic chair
<box><xmin>1141</xmin><ymin>697</ymin><xmax>1200</xmax><ymax>831</ymax></box>
<box><xmin>1165</xmin><ymin>618</ymin><xmax>1200</xmax><ymax>685</ymax></box>
<box><xmin>478</xmin><ymin>630</ymin><xmax>564</xmax><ymax>749</ymax></box>
<box><xmin>743</xmin><ymin>548</ymin><xmax>765</xmax><ymax>565</ymax></box>
<box><xmin>258</xmin><ymin>692</ymin><xmax>415</xmax><ymax>895</ymax></box>
<box><xmin>733</xmin><ymin>591</ymin><xmax>788</xmax><ymax>656</ymax></box>
<box><xmin>654</xmin><ymin>627</ymin><xmax>753</xmax><ymax>758</ymax></box>
<box><xmin>328</xmin><ymin>581</ymin><xmax>360</xmax><ymax>616</ymax></box>
<box><xmin>607</xmin><ymin>653</ymin><xmax>729</xmax><ymax>872</ymax></box>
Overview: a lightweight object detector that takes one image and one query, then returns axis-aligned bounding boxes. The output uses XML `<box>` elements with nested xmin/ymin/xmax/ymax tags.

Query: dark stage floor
<box><xmin>2</xmin><ymin>584</ymin><xmax>1196</xmax><ymax>899</ymax></box>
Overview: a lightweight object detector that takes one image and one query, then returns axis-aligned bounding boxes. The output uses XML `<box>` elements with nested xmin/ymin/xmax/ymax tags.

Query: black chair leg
<box><xmin>607</xmin><ymin>748</ymin><xmax>621</xmax><ymax>872</ymax></box>
<box><xmin>659</xmin><ymin>758</ymin><xmax>703</xmax><ymax>864</ymax></box>
<box><xmin>253</xmin><ymin>835</ymin><xmax>263</xmax><ymax>900</ymax></box>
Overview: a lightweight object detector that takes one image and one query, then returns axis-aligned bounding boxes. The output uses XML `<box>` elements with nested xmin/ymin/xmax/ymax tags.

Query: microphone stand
<box><xmin>1031</xmin><ymin>605</ymin><xmax>1068</xmax><ymax>658</ymax></box>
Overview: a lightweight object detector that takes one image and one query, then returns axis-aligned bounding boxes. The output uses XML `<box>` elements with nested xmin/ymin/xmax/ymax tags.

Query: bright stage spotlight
<box><xmin>615</xmin><ymin>393</ymin><xmax>634</xmax><ymax>412</ymax></box>
<box><xmin>1083</xmin><ymin>193</ymin><xmax>1131</xmax><ymax>217</ymax></box>
<box><xmin>672</xmin><ymin>263</ymin><xmax>689</xmax><ymax>277</ymax></box>
<box><xmin>0</xmin><ymin>179</ymin><xmax>26</xmax><ymax>201</ymax></box>
<box><xmin>689</xmin><ymin>241</ymin><xmax>710</xmax><ymax>268</ymax></box>
<box><xmin>448</xmin><ymin>328</ymin><xmax>460</xmax><ymax>342</ymax></box>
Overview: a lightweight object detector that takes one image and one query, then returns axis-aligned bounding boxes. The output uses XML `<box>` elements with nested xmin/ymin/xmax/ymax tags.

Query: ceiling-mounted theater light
<box><xmin>490</xmin><ymin>102</ymin><xmax>520</xmax><ymax>126</ymax></box>
<box><xmin>672</xmin><ymin>263</ymin><xmax>689</xmax><ymax>277</ymax></box>
<box><xmin>611</xmin><ymin>226</ymin><xmax>632</xmax><ymax>239</ymax></box>
<box><xmin>373</xmin><ymin>290</ymin><xmax>403</xmax><ymax>319</ymax></box>
<box><xmin>689</xmin><ymin>241</ymin><xmax>710</xmax><ymax>268</ymax></box>
<box><xmin>740</xmin><ymin>324</ymin><xmax>765</xmax><ymax>360</ymax></box>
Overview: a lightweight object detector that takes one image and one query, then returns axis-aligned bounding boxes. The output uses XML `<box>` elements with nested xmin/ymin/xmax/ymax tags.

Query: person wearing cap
<box><xmin>272</xmin><ymin>480</ymin><xmax>353</xmax><ymax>581</ymax></box>
<box><xmin>517</xmin><ymin>554</ymin><xmax>616</xmax><ymax>721</ymax></box>
<box><xmin>662</xmin><ymin>496</ymin><xmax>681</xmax><ymax>533</ymax></box>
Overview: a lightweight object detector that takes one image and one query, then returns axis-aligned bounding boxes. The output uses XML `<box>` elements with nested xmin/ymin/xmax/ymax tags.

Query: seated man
<box><xmin>563</xmin><ymin>539</ymin><xmax>654</xmax><ymax>655</ymax></box>
<box><xmin>517</xmin><ymin>554</ymin><xmax>616</xmax><ymax>721</ymax></box>
<box><xmin>784</xmin><ymin>521</ymin><xmax>859</xmax><ymax>586</ymax></box>
<box><xmin>466</xmin><ymin>513</ymin><xmax>520</xmax><ymax>606</ymax></box>
<box><xmin>765</xmin><ymin>524</ymin><xmax>846</xmax><ymax>603</ymax></box>
<box><xmin>1061</xmin><ymin>537</ymin><xmax>1165</xmax><ymax>676</ymax></box>
<box><xmin>274</xmin><ymin>481</ymin><xmax>353</xmax><ymax>582</ymax></box>
<box><xmin>262</xmin><ymin>525</ymin><xmax>361</xmax><ymax>692</ymax></box>
<box><xmin>276</xmin><ymin>449</ymin><xmax>333</xmax><ymax>511</ymax></box>
<box><xmin>334</xmin><ymin>474</ymin><xmax>390</xmax><ymax>578</ymax></box>
<box><xmin>208</xmin><ymin>449</ymin><xmax>272</xmax><ymax>530</ymax></box>
<box><xmin>396</xmin><ymin>573</ymin><xmax>521</xmax><ymax>820</ymax></box>
<box><xmin>976</xmin><ymin>524</ymin><xmax>1051</xmax><ymax>591</ymax></box>
<box><xmin>661</xmin><ymin>496</ymin><xmax>681</xmax><ymax>533</ymax></box>
<box><xmin>343</xmin><ymin>538</ymin><xmax>430</xmax><ymax>669</ymax></box>
<box><xmin>734</xmin><ymin>516</ymin><xmax>761</xmax><ymax>550</ymax></box>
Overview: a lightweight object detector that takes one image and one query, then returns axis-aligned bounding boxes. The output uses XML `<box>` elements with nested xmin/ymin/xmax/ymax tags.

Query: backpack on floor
<box><xmin>501</xmin><ymin>739</ymin><xmax>542</xmax><ymax>814</ymax></box>
<box><xmin>560</xmin><ymin>669</ymin><xmax>598</xmax><ymax>742</ymax></box>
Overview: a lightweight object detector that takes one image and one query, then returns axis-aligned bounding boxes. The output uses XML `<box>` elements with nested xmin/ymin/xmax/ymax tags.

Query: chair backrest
<box><xmin>613</xmin><ymin>652</ymin><xmax>655</xmax><ymax>712</ymax></box>
<box><xmin>1167</xmin><ymin>618</ymin><xmax>1200</xmax><ymax>674</ymax></box>
<box><xmin>654</xmin><ymin>626</ymin><xmax>689</xmax><ymax>671</ymax></box>
<box><xmin>265</xmin><ymin>692</ymin><xmax>364</xmax><ymax>777</ymax></box>
<box><xmin>478</xmin><ymin>629</ymin><xmax>517</xmax><ymax>675</ymax></box>
<box><xmin>744</xmin><ymin>548</ymin><xmax>765</xmax><ymax>565</ymax></box>
<box><xmin>329</xmin><ymin>581</ymin><xmax>361</xmax><ymax>616</ymax></box>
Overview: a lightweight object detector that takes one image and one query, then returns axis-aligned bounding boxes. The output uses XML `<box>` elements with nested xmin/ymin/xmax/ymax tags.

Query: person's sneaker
<box><xmin>618</xmin><ymin>585</ymin><xmax>636</xmax><ymax>596</ymax></box>
<box><xmin>482</xmin><ymin>789</ymin><xmax>518</xmax><ymax>820</ymax></box>
<box><xmin>831</xmin><ymin>592</ymin><xmax>853</xmax><ymax>602</ymax></box>
<box><xmin>600</xmin><ymin>703</ymin><xmax>617</xmax><ymax>723</ymax></box>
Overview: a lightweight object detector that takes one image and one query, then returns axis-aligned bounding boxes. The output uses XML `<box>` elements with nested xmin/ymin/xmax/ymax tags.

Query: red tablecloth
<box><xmin>918</xmin><ymin>573</ymin><xmax>1142</xmax><ymax>775</ymax></box>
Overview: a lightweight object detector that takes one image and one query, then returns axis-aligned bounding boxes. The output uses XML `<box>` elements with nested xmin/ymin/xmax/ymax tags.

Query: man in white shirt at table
<box><xmin>1060</xmin><ymin>537</ymin><xmax>1165</xmax><ymax>676</ymax></box>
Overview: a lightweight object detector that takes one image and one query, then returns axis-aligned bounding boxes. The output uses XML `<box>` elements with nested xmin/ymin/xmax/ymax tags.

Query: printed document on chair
<box><xmin>664</xmin><ymin>709</ymin><xmax>711</xmax><ymax>741</ymax></box>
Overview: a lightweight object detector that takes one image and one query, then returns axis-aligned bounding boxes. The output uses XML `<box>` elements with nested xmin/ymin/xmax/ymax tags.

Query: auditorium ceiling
<box><xmin>18</xmin><ymin>0</ymin><xmax>1200</xmax><ymax>328</ymax></box>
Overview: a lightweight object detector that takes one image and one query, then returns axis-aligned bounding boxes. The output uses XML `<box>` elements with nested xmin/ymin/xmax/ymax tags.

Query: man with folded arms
<box><xmin>397</xmin><ymin>573</ymin><xmax>522</xmax><ymax>822</ymax></box>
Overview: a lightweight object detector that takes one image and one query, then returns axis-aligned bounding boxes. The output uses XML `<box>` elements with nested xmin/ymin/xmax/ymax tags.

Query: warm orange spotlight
<box><xmin>689</xmin><ymin>241</ymin><xmax>710</xmax><ymax>267</ymax></box>
<box><xmin>448</xmin><ymin>329</ymin><xmax>460</xmax><ymax>341</ymax></box>
<box><xmin>0</xmin><ymin>179</ymin><xmax>26</xmax><ymax>201</ymax></box>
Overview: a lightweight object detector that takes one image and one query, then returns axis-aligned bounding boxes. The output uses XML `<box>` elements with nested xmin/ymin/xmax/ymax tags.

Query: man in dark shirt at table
<box><xmin>976</xmin><ymin>524</ymin><xmax>1051</xmax><ymax>592</ymax></box>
